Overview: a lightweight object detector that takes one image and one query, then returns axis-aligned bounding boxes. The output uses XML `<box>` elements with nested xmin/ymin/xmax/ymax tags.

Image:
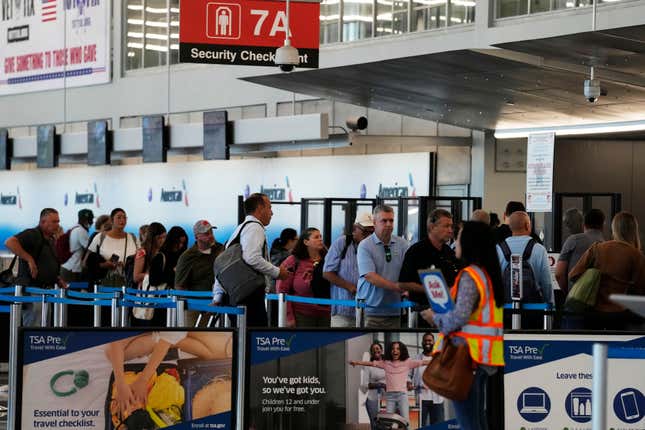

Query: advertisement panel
<box><xmin>19</xmin><ymin>329</ymin><xmax>235</xmax><ymax>429</ymax></box>
<box><xmin>0</xmin><ymin>0</ymin><xmax>111</xmax><ymax>95</ymax></box>
<box><xmin>247</xmin><ymin>329</ymin><xmax>460</xmax><ymax>430</ymax></box>
<box><xmin>504</xmin><ymin>333</ymin><xmax>645</xmax><ymax>430</ymax></box>
<box><xmin>179</xmin><ymin>0</ymin><xmax>319</xmax><ymax>67</ymax></box>
<box><xmin>526</xmin><ymin>132</ymin><xmax>555</xmax><ymax>212</ymax></box>
<box><xmin>0</xmin><ymin>152</ymin><xmax>430</xmax><ymax>251</ymax></box>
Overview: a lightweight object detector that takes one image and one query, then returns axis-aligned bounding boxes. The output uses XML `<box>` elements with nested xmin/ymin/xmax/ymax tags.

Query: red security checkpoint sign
<box><xmin>180</xmin><ymin>0</ymin><xmax>320</xmax><ymax>68</ymax></box>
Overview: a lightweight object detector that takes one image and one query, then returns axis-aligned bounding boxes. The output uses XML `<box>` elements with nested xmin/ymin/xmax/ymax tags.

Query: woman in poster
<box><xmin>360</xmin><ymin>341</ymin><xmax>387</xmax><ymax>429</ymax></box>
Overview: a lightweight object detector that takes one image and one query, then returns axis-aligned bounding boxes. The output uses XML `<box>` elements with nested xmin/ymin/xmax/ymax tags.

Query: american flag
<box><xmin>41</xmin><ymin>0</ymin><xmax>57</xmax><ymax>22</ymax></box>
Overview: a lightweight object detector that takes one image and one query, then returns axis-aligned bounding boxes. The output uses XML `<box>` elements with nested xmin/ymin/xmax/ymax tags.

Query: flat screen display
<box><xmin>203</xmin><ymin>110</ymin><xmax>229</xmax><ymax>160</ymax></box>
<box><xmin>142</xmin><ymin>115</ymin><xmax>167</xmax><ymax>163</ymax></box>
<box><xmin>87</xmin><ymin>120</ymin><xmax>110</xmax><ymax>166</ymax></box>
<box><xmin>37</xmin><ymin>124</ymin><xmax>57</xmax><ymax>168</ymax></box>
<box><xmin>0</xmin><ymin>128</ymin><xmax>10</xmax><ymax>170</ymax></box>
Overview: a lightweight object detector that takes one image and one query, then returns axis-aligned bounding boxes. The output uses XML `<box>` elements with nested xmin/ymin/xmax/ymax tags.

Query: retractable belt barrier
<box><xmin>265</xmin><ymin>293</ymin><xmax>420</xmax><ymax>328</ymax></box>
<box><xmin>503</xmin><ymin>302</ymin><xmax>554</xmax><ymax>330</ymax></box>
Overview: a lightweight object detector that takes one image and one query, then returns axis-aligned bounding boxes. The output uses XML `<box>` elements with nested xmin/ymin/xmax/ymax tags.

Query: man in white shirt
<box><xmin>60</xmin><ymin>209</ymin><xmax>94</xmax><ymax>282</ymax></box>
<box><xmin>411</xmin><ymin>332</ymin><xmax>445</xmax><ymax>426</ymax></box>
<box><xmin>214</xmin><ymin>193</ymin><xmax>288</xmax><ymax>326</ymax></box>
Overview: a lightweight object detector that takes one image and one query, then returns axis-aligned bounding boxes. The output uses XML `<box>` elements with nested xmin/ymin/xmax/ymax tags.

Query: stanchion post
<box><xmin>58</xmin><ymin>288</ymin><xmax>67</xmax><ymax>327</ymax></box>
<box><xmin>407</xmin><ymin>307</ymin><xmax>417</xmax><ymax>329</ymax></box>
<box><xmin>592</xmin><ymin>343</ymin><xmax>608</xmax><ymax>430</ymax></box>
<box><xmin>278</xmin><ymin>293</ymin><xmax>287</xmax><ymax>328</ymax></box>
<box><xmin>41</xmin><ymin>295</ymin><xmax>49</xmax><ymax>328</ymax></box>
<box><xmin>543</xmin><ymin>305</ymin><xmax>553</xmax><ymax>331</ymax></box>
<box><xmin>52</xmin><ymin>286</ymin><xmax>60</xmax><ymax>327</ymax></box>
<box><xmin>265</xmin><ymin>295</ymin><xmax>272</xmax><ymax>327</ymax></box>
<box><xmin>111</xmin><ymin>292</ymin><xmax>119</xmax><ymax>328</ymax></box>
<box><xmin>355</xmin><ymin>299</ymin><xmax>365</xmax><ymax>328</ymax></box>
<box><xmin>512</xmin><ymin>301</ymin><xmax>521</xmax><ymax>330</ymax></box>
<box><xmin>93</xmin><ymin>284</ymin><xmax>101</xmax><ymax>328</ymax></box>
<box><xmin>195</xmin><ymin>313</ymin><xmax>203</xmax><ymax>328</ymax></box>
<box><xmin>8</xmin><ymin>301</ymin><xmax>22</xmax><ymax>430</ymax></box>
<box><xmin>168</xmin><ymin>296</ymin><xmax>177</xmax><ymax>328</ymax></box>
<box><xmin>224</xmin><ymin>314</ymin><xmax>231</xmax><ymax>328</ymax></box>
<box><xmin>236</xmin><ymin>306</ymin><xmax>247</xmax><ymax>430</ymax></box>
<box><xmin>176</xmin><ymin>299</ymin><xmax>185</xmax><ymax>328</ymax></box>
<box><xmin>120</xmin><ymin>287</ymin><xmax>128</xmax><ymax>327</ymax></box>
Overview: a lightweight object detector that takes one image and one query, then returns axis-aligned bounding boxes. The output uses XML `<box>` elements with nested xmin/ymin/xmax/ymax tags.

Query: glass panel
<box><xmin>553</xmin><ymin>0</ymin><xmax>590</xmax><ymax>9</ymax></box>
<box><xmin>450</xmin><ymin>0</ymin><xmax>475</xmax><ymax>24</ymax></box>
<box><xmin>304</xmin><ymin>200</ymin><xmax>326</xmax><ymax>240</ymax></box>
<box><xmin>169</xmin><ymin>0</ymin><xmax>179</xmax><ymax>64</ymax></box>
<box><xmin>143</xmin><ymin>0</ymin><xmax>168</xmax><ymax>67</ymax></box>
<box><xmin>412</xmin><ymin>1</ymin><xmax>445</xmax><ymax>31</ymax></box>
<box><xmin>331</xmin><ymin>203</ymin><xmax>349</xmax><ymax>243</ymax></box>
<box><xmin>125</xmin><ymin>0</ymin><xmax>144</xmax><ymax>70</ymax></box>
<box><xmin>392</xmin><ymin>7</ymin><xmax>408</xmax><ymax>34</ymax></box>
<box><xmin>265</xmin><ymin>202</ymin><xmax>302</xmax><ymax>246</ymax></box>
<box><xmin>529</xmin><ymin>0</ymin><xmax>550</xmax><ymax>13</ymax></box>
<box><xmin>343</xmin><ymin>0</ymin><xmax>373</xmax><ymax>41</ymax></box>
<box><xmin>560</xmin><ymin>197</ymin><xmax>583</xmax><ymax>246</ymax></box>
<box><xmin>376</xmin><ymin>0</ymin><xmax>392</xmax><ymax>37</ymax></box>
<box><xmin>496</xmin><ymin>0</ymin><xmax>527</xmax><ymax>17</ymax></box>
<box><xmin>320</xmin><ymin>0</ymin><xmax>340</xmax><ymax>44</ymax></box>
<box><xmin>405</xmin><ymin>200</ymin><xmax>420</xmax><ymax>242</ymax></box>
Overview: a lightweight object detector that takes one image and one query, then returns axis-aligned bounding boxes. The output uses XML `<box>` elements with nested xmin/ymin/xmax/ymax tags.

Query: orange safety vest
<box><xmin>434</xmin><ymin>265</ymin><xmax>505</xmax><ymax>366</ymax></box>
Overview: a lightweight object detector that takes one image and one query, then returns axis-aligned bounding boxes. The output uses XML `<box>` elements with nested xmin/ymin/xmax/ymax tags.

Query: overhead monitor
<box><xmin>203</xmin><ymin>110</ymin><xmax>230</xmax><ymax>160</ymax></box>
<box><xmin>87</xmin><ymin>120</ymin><xmax>110</xmax><ymax>166</ymax></box>
<box><xmin>142</xmin><ymin>115</ymin><xmax>167</xmax><ymax>163</ymax></box>
<box><xmin>37</xmin><ymin>124</ymin><xmax>58</xmax><ymax>168</ymax></box>
<box><xmin>0</xmin><ymin>129</ymin><xmax>10</xmax><ymax>170</ymax></box>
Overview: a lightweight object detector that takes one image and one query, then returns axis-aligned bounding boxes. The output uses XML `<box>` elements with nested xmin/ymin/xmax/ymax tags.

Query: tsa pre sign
<box><xmin>179</xmin><ymin>0</ymin><xmax>319</xmax><ymax>67</ymax></box>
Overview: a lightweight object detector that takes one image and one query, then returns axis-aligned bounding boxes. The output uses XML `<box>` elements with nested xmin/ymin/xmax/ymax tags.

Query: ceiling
<box><xmin>242</xmin><ymin>25</ymin><xmax>645</xmax><ymax>131</ymax></box>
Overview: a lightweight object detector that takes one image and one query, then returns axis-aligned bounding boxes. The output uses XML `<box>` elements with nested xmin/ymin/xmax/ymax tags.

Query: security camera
<box><xmin>584</xmin><ymin>79</ymin><xmax>601</xmax><ymax>103</ymax></box>
<box><xmin>346</xmin><ymin>116</ymin><xmax>368</xmax><ymax>131</ymax></box>
<box><xmin>275</xmin><ymin>41</ymin><xmax>299</xmax><ymax>73</ymax></box>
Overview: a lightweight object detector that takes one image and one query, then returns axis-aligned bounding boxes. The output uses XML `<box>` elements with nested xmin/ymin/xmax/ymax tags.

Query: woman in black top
<box><xmin>153</xmin><ymin>226</ymin><xmax>188</xmax><ymax>289</ymax></box>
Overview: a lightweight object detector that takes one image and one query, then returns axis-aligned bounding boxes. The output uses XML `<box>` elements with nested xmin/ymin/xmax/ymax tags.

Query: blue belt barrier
<box><xmin>0</xmin><ymin>295</ymin><xmax>46</xmax><ymax>304</ymax></box>
<box><xmin>24</xmin><ymin>287</ymin><xmax>59</xmax><ymax>296</ymax></box>
<box><xmin>124</xmin><ymin>287</ymin><xmax>173</xmax><ymax>296</ymax></box>
<box><xmin>66</xmin><ymin>290</ymin><xmax>114</xmax><ymax>300</ymax></box>
<box><xmin>119</xmin><ymin>299</ymin><xmax>175</xmax><ymax>309</ymax></box>
<box><xmin>0</xmin><ymin>286</ymin><xmax>16</xmax><ymax>294</ymax></box>
<box><xmin>265</xmin><ymin>293</ymin><xmax>416</xmax><ymax>309</ymax></box>
<box><xmin>67</xmin><ymin>282</ymin><xmax>89</xmax><ymax>290</ymax></box>
<box><xmin>608</xmin><ymin>347</ymin><xmax>645</xmax><ymax>359</ymax></box>
<box><xmin>186</xmin><ymin>299</ymin><xmax>245</xmax><ymax>315</ymax></box>
<box><xmin>0</xmin><ymin>305</ymin><xmax>9</xmax><ymax>313</ymax></box>
<box><xmin>122</xmin><ymin>294</ymin><xmax>175</xmax><ymax>304</ymax></box>
<box><xmin>168</xmin><ymin>290</ymin><xmax>213</xmax><ymax>298</ymax></box>
<box><xmin>503</xmin><ymin>303</ymin><xmax>552</xmax><ymax>311</ymax></box>
<box><xmin>97</xmin><ymin>286</ymin><xmax>123</xmax><ymax>293</ymax></box>
<box><xmin>45</xmin><ymin>296</ymin><xmax>113</xmax><ymax>307</ymax></box>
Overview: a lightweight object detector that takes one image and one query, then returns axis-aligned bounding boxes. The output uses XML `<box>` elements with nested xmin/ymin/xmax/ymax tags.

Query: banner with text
<box><xmin>504</xmin><ymin>333</ymin><xmax>645</xmax><ymax>430</ymax></box>
<box><xmin>248</xmin><ymin>329</ymin><xmax>460</xmax><ymax>430</ymax></box>
<box><xmin>20</xmin><ymin>329</ymin><xmax>235</xmax><ymax>430</ymax></box>
<box><xmin>526</xmin><ymin>132</ymin><xmax>555</xmax><ymax>212</ymax></box>
<box><xmin>179</xmin><ymin>0</ymin><xmax>319</xmax><ymax>67</ymax></box>
<box><xmin>0</xmin><ymin>0</ymin><xmax>110</xmax><ymax>95</ymax></box>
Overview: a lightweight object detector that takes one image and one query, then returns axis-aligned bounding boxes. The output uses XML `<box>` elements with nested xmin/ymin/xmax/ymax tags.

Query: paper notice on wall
<box><xmin>526</xmin><ymin>132</ymin><xmax>555</xmax><ymax>212</ymax></box>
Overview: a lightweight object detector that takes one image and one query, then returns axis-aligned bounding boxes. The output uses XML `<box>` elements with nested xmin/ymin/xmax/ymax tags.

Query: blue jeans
<box><xmin>385</xmin><ymin>391</ymin><xmax>409</xmax><ymax>421</ymax></box>
<box><xmin>453</xmin><ymin>368</ymin><xmax>489</xmax><ymax>430</ymax></box>
<box><xmin>365</xmin><ymin>397</ymin><xmax>379</xmax><ymax>429</ymax></box>
<box><xmin>420</xmin><ymin>399</ymin><xmax>445</xmax><ymax>426</ymax></box>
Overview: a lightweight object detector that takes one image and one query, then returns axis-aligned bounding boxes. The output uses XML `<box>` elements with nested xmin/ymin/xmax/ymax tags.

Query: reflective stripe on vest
<box><xmin>434</xmin><ymin>265</ymin><xmax>505</xmax><ymax>366</ymax></box>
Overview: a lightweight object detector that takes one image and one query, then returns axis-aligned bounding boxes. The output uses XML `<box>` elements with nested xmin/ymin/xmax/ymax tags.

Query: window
<box><xmin>320</xmin><ymin>0</ymin><xmax>340</xmax><ymax>44</ymax></box>
<box><xmin>124</xmin><ymin>0</ymin><xmax>180</xmax><ymax>71</ymax></box>
<box><xmin>343</xmin><ymin>0</ymin><xmax>374</xmax><ymax>42</ymax></box>
<box><xmin>412</xmin><ymin>0</ymin><xmax>447</xmax><ymax>31</ymax></box>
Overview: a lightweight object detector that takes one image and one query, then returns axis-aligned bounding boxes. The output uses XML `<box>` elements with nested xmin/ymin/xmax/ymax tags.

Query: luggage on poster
<box><xmin>374</xmin><ymin>412</ymin><xmax>409</xmax><ymax>430</ymax></box>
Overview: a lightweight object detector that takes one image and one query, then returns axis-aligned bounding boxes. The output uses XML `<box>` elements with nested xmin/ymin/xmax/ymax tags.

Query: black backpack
<box><xmin>499</xmin><ymin>239</ymin><xmax>544</xmax><ymax>303</ymax></box>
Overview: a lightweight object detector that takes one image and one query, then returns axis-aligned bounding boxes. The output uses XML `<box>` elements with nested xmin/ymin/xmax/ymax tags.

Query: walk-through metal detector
<box><xmin>550</xmin><ymin>192</ymin><xmax>621</xmax><ymax>251</ymax></box>
<box><xmin>238</xmin><ymin>195</ymin><xmax>482</xmax><ymax>246</ymax></box>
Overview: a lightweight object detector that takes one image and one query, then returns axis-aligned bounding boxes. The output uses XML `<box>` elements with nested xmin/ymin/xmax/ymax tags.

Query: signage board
<box><xmin>0</xmin><ymin>0</ymin><xmax>111</xmax><ymax>95</ymax></box>
<box><xmin>526</xmin><ymin>132</ymin><xmax>555</xmax><ymax>212</ymax></box>
<box><xmin>179</xmin><ymin>0</ymin><xmax>319</xmax><ymax>68</ymax></box>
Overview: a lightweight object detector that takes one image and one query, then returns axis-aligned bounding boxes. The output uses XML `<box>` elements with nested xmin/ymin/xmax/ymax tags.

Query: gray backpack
<box><xmin>213</xmin><ymin>221</ymin><xmax>266</xmax><ymax>305</ymax></box>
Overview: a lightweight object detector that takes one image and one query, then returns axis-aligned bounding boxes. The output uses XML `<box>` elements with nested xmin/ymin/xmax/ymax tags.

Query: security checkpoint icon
<box><xmin>206</xmin><ymin>2</ymin><xmax>241</xmax><ymax>39</ymax></box>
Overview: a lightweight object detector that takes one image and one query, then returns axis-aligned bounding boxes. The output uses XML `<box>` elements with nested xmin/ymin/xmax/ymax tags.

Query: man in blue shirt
<box><xmin>497</xmin><ymin>211</ymin><xmax>554</xmax><ymax>306</ymax></box>
<box><xmin>357</xmin><ymin>205</ymin><xmax>414</xmax><ymax>329</ymax></box>
<box><xmin>323</xmin><ymin>212</ymin><xmax>374</xmax><ymax>327</ymax></box>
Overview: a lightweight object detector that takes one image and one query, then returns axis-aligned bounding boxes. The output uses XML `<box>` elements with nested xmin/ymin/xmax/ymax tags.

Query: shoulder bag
<box><xmin>213</xmin><ymin>221</ymin><xmax>267</xmax><ymax>306</ymax></box>
<box><xmin>0</xmin><ymin>256</ymin><xmax>18</xmax><ymax>287</ymax></box>
<box><xmin>132</xmin><ymin>253</ymin><xmax>167</xmax><ymax>321</ymax></box>
<box><xmin>565</xmin><ymin>244</ymin><xmax>601</xmax><ymax>313</ymax></box>
<box><xmin>422</xmin><ymin>338</ymin><xmax>475</xmax><ymax>401</ymax></box>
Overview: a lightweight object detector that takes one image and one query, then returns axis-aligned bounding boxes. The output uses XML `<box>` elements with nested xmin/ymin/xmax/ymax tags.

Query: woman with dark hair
<box><xmin>270</xmin><ymin>228</ymin><xmax>298</xmax><ymax>266</ymax></box>
<box><xmin>157</xmin><ymin>226</ymin><xmax>188</xmax><ymax>289</ymax></box>
<box><xmin>86</xmin><ymin>208</ymin><xmax>138</xmax><ymax>287</ymax></box>
<box><xmin>132</xmin><ymin>222</ymin><xmax>167</xmax><ymax>326</ymax></box>
<box><xmin>350</xmin><ymin>341</ymin><xmax>428</xmax><ymax>423</ymax></box>
<box><xmin>360</xmin><ymin>341</ymin><xmax>386</xmax><ymax>429</ymax></box>
<box><xmin>421</xmin><ymin>221</ymin><xmax>505</xmax><ymax>430</ymax></box>
<box><xmin>276</xmin><ymin>228</ymin><xmax>330</xmax><ymax>327</ymax></box>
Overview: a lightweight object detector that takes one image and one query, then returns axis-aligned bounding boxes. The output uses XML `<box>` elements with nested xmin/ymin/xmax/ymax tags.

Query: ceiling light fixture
<box><xmin>494</xmin><ymin>120</ymin><xmax>645</xmax><ymax>139</ymax></box>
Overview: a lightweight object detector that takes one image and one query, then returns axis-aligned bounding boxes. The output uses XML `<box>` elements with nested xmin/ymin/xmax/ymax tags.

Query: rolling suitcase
<box><xmin>374</xmin><ymin>412</ymin><xmax>409</xmax><ymax>430</ymax></box>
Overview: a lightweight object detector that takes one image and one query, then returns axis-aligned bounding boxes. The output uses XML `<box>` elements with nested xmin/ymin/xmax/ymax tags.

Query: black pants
<box><xmin>238</xmin><ymin>288</ymin><xmax>268</xmax><ymax>327</ymax></box>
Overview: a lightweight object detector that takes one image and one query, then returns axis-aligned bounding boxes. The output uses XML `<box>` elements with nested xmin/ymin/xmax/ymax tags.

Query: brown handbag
<box><xmin>422</xmin><ymin>338</ymin><xmax>476</xmax><ymax>401</ymax></box>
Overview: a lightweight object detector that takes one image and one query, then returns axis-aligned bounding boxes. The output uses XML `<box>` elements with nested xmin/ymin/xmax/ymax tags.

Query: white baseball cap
<box><xmin>355</xmin><ymin>212</ymin><xmax>374</xmax><ymax>228</ymax></box>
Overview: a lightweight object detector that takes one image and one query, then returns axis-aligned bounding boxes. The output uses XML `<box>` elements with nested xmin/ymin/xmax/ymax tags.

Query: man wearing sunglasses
<box><xmin>356</xmin><ymin>205</ymin><xmax>416</xmax><ymax>328</ymax></box>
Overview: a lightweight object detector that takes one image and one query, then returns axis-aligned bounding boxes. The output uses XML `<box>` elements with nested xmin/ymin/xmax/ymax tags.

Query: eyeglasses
<box><xmin>384</xmin><ymin>245</ymin><xmax>392</xmax><ymax>263</ymax></box>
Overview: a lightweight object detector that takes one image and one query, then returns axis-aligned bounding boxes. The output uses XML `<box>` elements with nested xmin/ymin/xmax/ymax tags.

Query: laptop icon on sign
<box><xmin>520</xmin><ymin>393</ymin><xmax>548</xmax><ymax>414</ymax></box>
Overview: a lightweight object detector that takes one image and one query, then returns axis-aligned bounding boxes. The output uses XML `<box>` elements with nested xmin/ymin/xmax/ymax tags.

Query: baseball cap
<box><xmin>193</xmin><ymin>220</ymin><xmax>217</xmax><ymax>235</ymax></box>
<box><xmin>355</xmin><ymin>212</ymin><xmax>374</xmax><ymax>228</ymax></box>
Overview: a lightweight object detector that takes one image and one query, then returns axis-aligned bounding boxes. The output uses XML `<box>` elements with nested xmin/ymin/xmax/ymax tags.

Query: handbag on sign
<box><xmin>422</xmin><ymin>338</ymin><xmax>475</xmax><ymax>401</ymax></box>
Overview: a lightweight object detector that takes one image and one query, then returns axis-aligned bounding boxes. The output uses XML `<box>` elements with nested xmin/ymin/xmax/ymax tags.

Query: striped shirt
<box><xmin>323</xmin><ymin>235</ymin><xmax>359</xmax><ymax>317</ymax></box>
